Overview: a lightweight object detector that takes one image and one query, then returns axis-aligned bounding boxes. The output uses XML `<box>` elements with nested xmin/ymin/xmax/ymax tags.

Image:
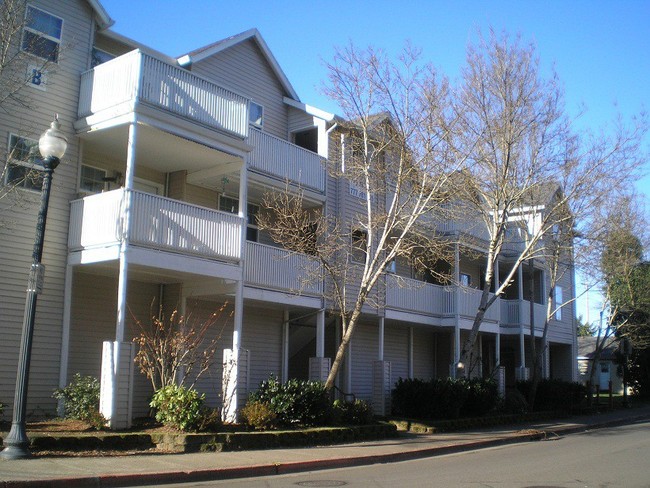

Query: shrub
<box><xmin>516</xmin><ymin>379</ymin><xmax>587</xmax><ymax>411</ymax></box>
<box><xmin>0</xmin><ymin>400</ymin><xmax>4</xmax><ymax>418</ymax></box>
<box><xmin>392</xmin><ymin>377</ymin><xmax>498</xmax><ymax>420</ymax></box>
<box><xmin>249</xmin><ymin>376</ymin><xmax>332</xmax><ymax>426</ymax></box>
<box><xmin>332</xmin><ymin>399</ymin><xmax>374</xmax><ymax>425</ymax></box>
<box><xmin>501</xmin><ymin>388</ymin><xmax>529</xmax><ymax>414</ymax></box>
<box><xmin>150</xmin><ymin>384</ymin><xmax>205</xmax><ymax>431</ymax></box>
<box><xmin>461</xmin><ymin>378</ymin><xmax>499</xmax><ymax>417</ymax></box>
<box><xmin>241</xmin><ymin>400</ymin><xmax>277</xmax><ymax>430</ymax></box>
<box><xmin>391</xmin><ymin>378</ymin><xmax>434</xmax><ymax>419</ymax></box>
<box><xmin>198</xmin><ymin>407</ymin><xmax>223</xmax><ymax>432</ymax></box>
<box><xmin>53</xmin><ymin>373</ymin><xmax>105</xmax><ymax>428</ymax></box>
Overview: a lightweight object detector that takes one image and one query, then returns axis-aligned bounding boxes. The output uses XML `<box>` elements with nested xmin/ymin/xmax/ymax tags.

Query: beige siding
<box><xmin>0</xmin><ymin>0</ymin><xmax>97</xmax><ymax>415</ymax></box>
<box><xmin>412</xmin><ymin>327</ymin><xmax>435</xmax><ymax>380</ymax></box>
<box><xmin>190</xmin><ymin>39</ymin><xmax>288</xmax><ymax>139</ymax></box>
<box><xmin>384</xmin><ymin>324</ymin><xmax>409</xmax><ymax>385</ymax></box>
<box><xmin>350</xmin><ymin>322</ymin><xmax>378</xmax><ymax>402</ymax></box>
<box><xmin>67</xmin><ymin>272</ymin><xmax>158</xmax><ymax>417</ymax></box>
<box><xmin>241</xmin><ymin>305</ymin><xmax>283</xmax><ymax>390</ymax></box>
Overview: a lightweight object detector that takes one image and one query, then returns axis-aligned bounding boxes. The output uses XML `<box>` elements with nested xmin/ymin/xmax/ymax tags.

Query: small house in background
<box><xmin>578</xmin><ymin>337</ymin><xmax>624</xmax><ymax>393</ymax></box>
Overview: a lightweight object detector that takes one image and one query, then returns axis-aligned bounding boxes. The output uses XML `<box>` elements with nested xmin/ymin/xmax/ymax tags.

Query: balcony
<box><xmin>69</xmin><ymin>189</ymin><xmax>243</xmax><ymax>262</ymax></box>
<box><xmin>385</xmin><ymin>275</ymin><xmax>444</xmax><ymax>316</ymax></box>
<box><xmin>245</xmin><ymin>242</ymin><xmax>322</xmax><ymax>295</ymax></box>
<box><xmin>445</xmin><ymin>286</ymin><xmax>501</xmax><ymax>322</ymax></box>
<box><xmin>248</xmin><ymin>127</ymin><xmax>326</xmax><ymax>193</ymax></box>
<box><xmin>500</xmin><ymin>299</ymin><xmax>547</xmax><ymax>328</ymax></box>
<box><xmin>78</xmin><ymin>50</ymin><xmax>249</xmax><ymax>139</ymax></box>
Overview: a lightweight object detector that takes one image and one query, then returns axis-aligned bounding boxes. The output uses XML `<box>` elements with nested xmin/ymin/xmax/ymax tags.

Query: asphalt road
<box><xmin>158</xmin><ymin>420</ymin><xmax>650</xmax><ymax>488</ymax></box>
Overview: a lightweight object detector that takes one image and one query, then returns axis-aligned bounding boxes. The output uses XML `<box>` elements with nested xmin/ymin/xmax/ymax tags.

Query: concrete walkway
<box><xmin>2</xmin><ymin>406</ymin><xmax>650</xmax><ymax>488</ymax></box>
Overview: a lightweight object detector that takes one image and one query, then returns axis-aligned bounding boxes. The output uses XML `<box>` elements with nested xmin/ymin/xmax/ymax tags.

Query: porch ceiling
<box><xmin>75</xmin><ymin>259</ymin><xmax>236</xmax><ymax>291</ymax></box>
<box><xmin>79</xmin><ymin>123</ymin><xmax>243</xmax><ymax>182</ymax></box>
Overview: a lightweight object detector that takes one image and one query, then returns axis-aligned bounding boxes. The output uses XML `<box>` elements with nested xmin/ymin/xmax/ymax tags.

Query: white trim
<box><xmin>284</xmin><ymin>97</ymin><xmax>337</xmax><ymax>122</ymax></box>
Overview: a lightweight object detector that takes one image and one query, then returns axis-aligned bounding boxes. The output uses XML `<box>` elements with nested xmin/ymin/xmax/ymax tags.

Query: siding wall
<box><xmin>190</xmin><ymin>39</ymin><xmax>288</xmax><ymax>140</ymax></box>
<box><xmin>412</xmin><ymin>327</ymin><xmax>436</xmax><ymax>380</ymax></box>
<box><xmin>0</xmin><ymin>0</ymin><xmax>95</xmax><ymax>414</ymax></box>
<box><xmin>384</xmin><ymin>324</ymin><xmax>409</xmax><ymax>385</ymax></box>
<box><xmin>349</xmin><ymin>323</ymin><xmax>378</xmax><ymax>402</ymax></box>
<box><xmin>68</xmin><ymin>272</ymin><xmax>159</xmax><ymax>417</ymax></box>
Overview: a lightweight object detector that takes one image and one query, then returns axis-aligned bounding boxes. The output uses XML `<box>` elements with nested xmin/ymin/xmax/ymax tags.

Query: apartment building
<box><xmin>0</xmin><ymin>0</ymin><xmax>577</xmax><ymax>427</ymax></box>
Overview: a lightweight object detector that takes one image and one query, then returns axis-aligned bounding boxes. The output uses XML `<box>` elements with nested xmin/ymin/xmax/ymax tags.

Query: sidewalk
<box><xmin>2</xmin><ymin>406</ymin><xmax>650</xmax><ymax>488</ymax></box>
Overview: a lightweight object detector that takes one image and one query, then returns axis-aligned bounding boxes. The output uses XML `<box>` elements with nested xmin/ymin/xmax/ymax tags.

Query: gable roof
<box><xmin>578</xmin><ymin>336</ymin><xmax>619</xmax><ymax>361</ymax></box>
<box><xmin>177</xmin><ymin>28</ymin><xmax>299</xmax><ymax>101</ymax></box>
<box><xmin>87</xmin><ymin>0</ymin><xmax>114</xmax><ymax>30</ymax></box>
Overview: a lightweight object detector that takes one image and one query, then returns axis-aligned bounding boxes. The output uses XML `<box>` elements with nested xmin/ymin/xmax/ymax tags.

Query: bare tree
<box><xmin>131</xmin><ymin>301</ymin><xmax>232</xmax><ymax>391</ymax></box>
<box><xmin>453</xmin><ymin>30</ymin><xmax>647</xmax><ymax>369</ymax></box>
<box><xmin>260</xmin><ymin>43</ymin><xmax>463</xmax><ymax>389</ymax></box>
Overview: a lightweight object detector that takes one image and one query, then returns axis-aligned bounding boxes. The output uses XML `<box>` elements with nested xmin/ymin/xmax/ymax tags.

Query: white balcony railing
<box><xmin>500</xmin><ymin>299</ymin><xmax>547</xmax><ymax>328</ymax></box>
<box><xmin>69</xmin><ymin>189</ymin><xmax>243</xmax><ymax>261</ymax></box>
<box><xmin>248</xmin><ymin>127</ymin><xmax>326</xmax><ymax>192</ymax></box>
<box><xmin>385</xmin><ymin>275</ymin><xmax>444</xmax><ymax>315</ymax></box>
<box><xmin>78</xmin><ymin>50</ymin><xmax>249</xmax><ymax>139</ymax></box>
<box><xmin>444</xmin><ymin>286</ymin><xmax>500</xmax><ymax>322</ymax></box>
<box><xmin>245</xmin><ymin>242</ymin><xmax>322</xmax><ymax>295</ymax></box>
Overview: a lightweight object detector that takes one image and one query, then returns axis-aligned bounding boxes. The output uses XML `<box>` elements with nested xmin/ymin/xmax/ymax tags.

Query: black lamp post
<box><xmin>1</xmin><ymin>117</ymin><xmax>67</xmax><ymax>460</ymax></box>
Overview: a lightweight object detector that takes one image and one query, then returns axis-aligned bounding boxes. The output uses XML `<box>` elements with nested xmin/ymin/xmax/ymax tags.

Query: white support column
<box><xmin>495</xmin><ymin>332</ymin><xmax>501</xmax><ymax>368</ymax></box>
<box><xmin>309</xmin><ymin>309</ymin><xmax>330</xmax><ymax>382</ymax></box>
<box><xmin>478</xmin><ymin>333</ymin><xmax>483</xmax><ymax>378</ymax></box>
<box><xmin>282</xmin><ymin>310</ymin><xmax>289</xmax><ymax>382</ymax></box>
<box><xmin>408</xmin><ymin>327</ymin><xmax>414</xmax><ymax>379</ymax></box>
<box><xmin>517</xmin><ymin>264</ymin><xmax>526</xmax><ymax>377</ymax></box>
<box><xmin>452</xmin><ymin>242</ymin><xmax>461</xmax><ymax>378</ymax></box>
<box><xmin>223</xmin><ymin>159</ymin><xmax>248</xmax><ymax>422</ymax></box>
<box><xmin>57</xmin><ymin>264</ymin><xmax>73</xmax><ymax>416</ymax></box>
<box><xmin>115</xmin><ymin>120</ymin><xmax>138</xmax><ymax>343</ymax></box>
<box><xmin>316</xmin><ymin>309</ymin><xmax>325</xmax><ymax>358</ymax></box>
<box><xmin>378</xmin><ymin>316</ymin><xmax>385</xmax><ymax>361</ymax></box>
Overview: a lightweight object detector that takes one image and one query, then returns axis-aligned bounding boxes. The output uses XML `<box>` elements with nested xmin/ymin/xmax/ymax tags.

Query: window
<box><xmin>79</xmin><ymin>165</ymin><xmax>107</xmax><ymax>194</ymax></box>
<box><xmin>554</xmin><ymin>286</ymin><xmax>563</xmax><ymax>320</ymax></box>
<box><xmin>351</xmin><ymin>229</ymin><xmax>367</xmax><ymax>263</ymax></box>
<box><xmin>91</xmin><ymin>47</ymin><xmax>115</xmax><ymax>68</ymax></box>
<box><xmin>219</xmin><ymin>196</ymin><xmax>259</xmax><ymax>242</ymax></box>
<box><xmin>4</xmin><ymin>134</ymin><xmax>42</xmax><ymax>191</ymax></box>
<box><xmin>249</xmin><ymin>102</ymin><xmax>264</xmax><ymax>127</ymax></box>
<box><xmin>460</xmin><ymin>273</ymin><xmax>472</xmax><ymax>287</ymax></box>
<box><xmin>22</xmin><ymin>6</ymin><xmax>63</xmax><ymax>62</ymax></box>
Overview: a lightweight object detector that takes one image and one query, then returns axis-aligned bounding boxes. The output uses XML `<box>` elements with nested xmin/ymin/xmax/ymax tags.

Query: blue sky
<box><xmin>100</xmin><ymin>0</ymin><xmax>650</xmax><ymax>323</ymax></box>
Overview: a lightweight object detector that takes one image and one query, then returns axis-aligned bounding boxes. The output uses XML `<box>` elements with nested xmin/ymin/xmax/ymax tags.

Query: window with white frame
<box><xmin>554</xmin><ymin>286</ymin><xmax>563</xmax><ymax>320</ymax></box>
<box><xmin>79</xmin><ymin>164</ymin><xmax>107</xmax><ymax>194</ymax></box>
<box><xmin>22</xmin><ymin>5</ymin><xmax>63</xmax><ymax>62</ymax></box>
<box><xmin>249</xmin><ymin>101</ymin><xmax>264</xmax><ymax>127</ymax></box>
<box><xmin>4</xmin><ymin>134</ymin><xmax>42</xmax><ymax>191</ymax></box>
<box><xmin>219</xmin><ymin>195</ymin><xmax>259</xmax><ymax>242</ymax></box>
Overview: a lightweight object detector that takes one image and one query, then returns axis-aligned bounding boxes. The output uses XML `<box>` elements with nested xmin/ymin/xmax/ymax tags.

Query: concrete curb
<box><xmin>2</xmin><ymin>412</ymin><xmax>649</xmax><ymax>488</ymax></box>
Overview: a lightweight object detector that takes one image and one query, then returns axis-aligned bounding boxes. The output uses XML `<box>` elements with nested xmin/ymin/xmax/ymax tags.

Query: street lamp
<box><xmin>1</xmin><ymin>117</ymin><xmax>67</xmax><ymax>460</ymax></box>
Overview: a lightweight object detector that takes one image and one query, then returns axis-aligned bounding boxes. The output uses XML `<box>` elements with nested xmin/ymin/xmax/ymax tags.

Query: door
<box><xmin>599</xmin><ymin>362</ymin><xmax>611</xmax><ymax>390</ymax></box>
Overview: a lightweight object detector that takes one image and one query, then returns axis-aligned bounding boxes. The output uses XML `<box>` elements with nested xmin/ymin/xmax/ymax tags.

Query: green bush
<box><xmin>392</xmin><ymin>377</ymin><xmax>498</xmax><ymax>420</ymax></box>
<box><xmin>241</xmin><ymin>400</ymin><xmax>277</xmax><ymax>430</ymax></box>
<box><xmin>249</xmin><ymin>376</ymin><xmax>332</xmax><ymax>426</ymax></box>
<box><xmin>150</xmin><ymin>384</ymin><xmax>205</xmax><ymax>431</ymax></box>
<box><xmin>53</xmin><ymin>373</ymin><xmax>105</xmax><ymax>427</ymax></box>
<box><xmin>198</xmin><ymin>406</ymin><xmax>223</xmax><ymax>432</ymax></box>
<box><xmin>516</xmin><ymin>379</ymin><xmax>587</xmax><ymax>411</ymax></box>
<box><xmin>501</xmin><ymin>388</ymin><xmax>529</xmax><ymax>414</ymax></box>
<box><xmin>332</xmin><ymin>399</ymin><xmax>374</xmax><ymax>425</ymax></box>
<box><xmin>462</xmin><ymin>378</ymin><xmax>499</xmax><ymax>417</ymax></box>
